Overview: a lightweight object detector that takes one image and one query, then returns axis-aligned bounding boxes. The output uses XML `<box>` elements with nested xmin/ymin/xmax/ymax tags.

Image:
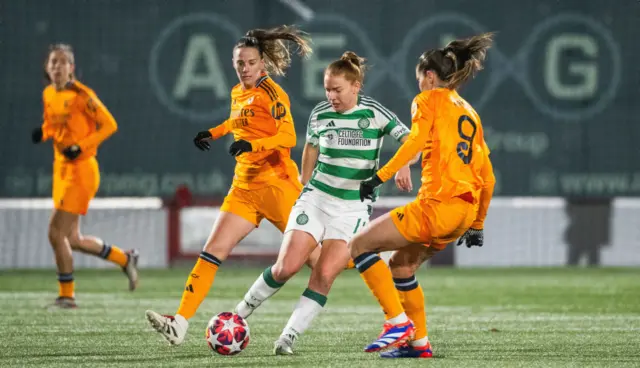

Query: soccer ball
<box><xmin>205</xmin><ymin>312</ymin><xmax>250</xmax><ymax>355</ymax></box>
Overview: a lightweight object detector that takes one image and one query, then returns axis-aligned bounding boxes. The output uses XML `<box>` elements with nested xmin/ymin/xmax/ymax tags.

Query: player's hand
<box><xmin>31</xmin><ymin>127</ymin><xmax>43</xmax><ymax>144</ymax></box>
<box><xmin>62</xmin><ymin>145</ymin><xmax>81</xmax><ymax>160</ymax></box>
<box><xmin>359</xmin><ymin>175</ymin><xmax>383</xmax><ymax>202</ymax></box>
<box><xmin>457</xmin><ymin>228</ymin><xmax>484</xmax><ymax>248</ymax></box>
<box><xmin>229</xmin><ymin>140</ymin><xmax>252</xmax><ymax>156</ymax></box>
<box><xmin>193</xmin><ymin>131</ymin><xmax>212</xmax><ymax>151</ymax></box>
<box><xmin>395</xmin><ymin>165</ymin><xmax>413</xmax><ymax>192</ymax></box>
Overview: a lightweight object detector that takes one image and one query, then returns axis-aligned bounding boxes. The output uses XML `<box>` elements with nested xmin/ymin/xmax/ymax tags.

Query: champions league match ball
<box><xmin>205</xmin><ymin>312</ymin><xmax>251</xmax><ymax>355</ymax></box>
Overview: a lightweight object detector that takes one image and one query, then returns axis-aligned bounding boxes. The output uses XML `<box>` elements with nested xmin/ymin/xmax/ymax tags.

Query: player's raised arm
<box><xmin>375</xmin><ymin>96</ymin><xmax>434</xmax><ymax>183</ymax></box>
<box><xmin>73</xmin><ymin>86</ymin><xmax>118</xmax><ymax>151</ymax></box>
<box><xmin>193</xmin><ymin>120</ymin><xmax>232</xmax><ymax>151</ymax></box>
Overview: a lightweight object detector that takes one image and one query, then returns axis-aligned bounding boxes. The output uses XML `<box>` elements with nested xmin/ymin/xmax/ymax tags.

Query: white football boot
<box><xmin>145</xmin><ymin>310</ymin><xmax>188</xmax><ymax>345</ymax></box>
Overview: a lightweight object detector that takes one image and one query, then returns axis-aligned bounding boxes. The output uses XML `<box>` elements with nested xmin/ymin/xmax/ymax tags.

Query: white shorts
<box><xmin>284</xmin><ymin>189</ymin><xmax>371</xmax><ymax>243</ymax></box>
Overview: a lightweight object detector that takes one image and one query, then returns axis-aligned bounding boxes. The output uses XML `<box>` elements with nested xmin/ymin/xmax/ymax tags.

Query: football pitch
<box><xmin>2</xmin><ymin>267</ymin><xmax>639</xmax><ymax>367</ymax></box>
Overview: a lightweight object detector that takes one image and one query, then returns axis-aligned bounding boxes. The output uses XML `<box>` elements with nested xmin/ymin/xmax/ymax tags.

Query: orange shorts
<box><xmin>391</xmin><ymin>195</ymin><xmax>477</xmax><ymax>248</ymax></box>
<box><xmin>52</xmin><ymin>157</ymin><xmax>100</xmax><ymax>216</ymax></box>
<box><xmin>221</xmin><ymin>177</ymin><xmax>302</xmax><ymax>232</ymax></box>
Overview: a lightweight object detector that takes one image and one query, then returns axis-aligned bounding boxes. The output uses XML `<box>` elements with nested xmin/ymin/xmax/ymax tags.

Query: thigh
<box><xmin>220</xmin><ymin>186</ymin><xmax>263</xmax><ymax>227</ymax></box>
<box><xmin>349</xmin><ymin>211</ymin><xmax>413</xmax><ymax>254</ymax></box>
<box><xmin>260</xmin><ymin>178</ymin><xmax>302</xmax><ymax>232</ymax></box>
<box><xmin>49</xmin><ymin>208</ymin><xmax>79</xmax><ymax>236</ymax></box>
<box><xmin>274</xmin><ymin>229</ymin><xmax>319</xmax><ymax>273</ymax></box>
<box><xmin>203</xmin><ymin>211</ymin><xmax>257</xmax><ymax>261</ymax></box>
<box><xmin>316</xmin><ymin>239</ymin><xmax>351</xmax><ymax>274</ymax></box>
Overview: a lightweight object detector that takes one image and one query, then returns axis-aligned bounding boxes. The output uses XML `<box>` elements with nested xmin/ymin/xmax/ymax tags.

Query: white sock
<box><xmin>280</xmin><ymin>288</ymin><xmax>327</xmax><ymax>343</ymax></box>
<box><xmin>410</xmin><ymin>336</ymin><xmax>429</xmax><ymax>347</ymax></box>
<box><xmin>235</xmin><ymin>266</ymin><xmax>283</xmax><ymax>319</ymax></box>
<box><xmin>386</xmin><ymin>312</ymin><xmax>409</xmax><ymax>325</ymax></box>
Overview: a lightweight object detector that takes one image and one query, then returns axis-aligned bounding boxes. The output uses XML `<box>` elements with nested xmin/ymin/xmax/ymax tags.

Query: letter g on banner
<box><xmin>522</xmin><ymin>13</ymin><xmax>621</xmax><ymax>121</ymax></box>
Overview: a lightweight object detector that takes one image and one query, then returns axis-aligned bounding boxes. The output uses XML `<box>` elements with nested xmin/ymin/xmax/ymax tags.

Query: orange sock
<box><xmin>395</xmin><ymin>276</ymin><xmax>427</xmax><ymax>340</ymax></box>
<box><xmin>176</xmin><ymin>252</ymin><xmax>220</xmax><ymax>319</ymax></box>
<box><xmin>346</xmin><ymin>258</ymin><xmax>356</xmax><ymax>269</ymax></box>
<box><xmin>354</xmin><ymin>253</ymin><xmax>404</xmax><ymax>320</ymax></box>
<box><xmin>99</xmin><ymin>243</ymin><xmax>128</xmax><ymax>267</ymax></box>
<box><xmin>58</xmin><ymin>273</ymin><xmax>75</xmax><ymax>298</ymax></box>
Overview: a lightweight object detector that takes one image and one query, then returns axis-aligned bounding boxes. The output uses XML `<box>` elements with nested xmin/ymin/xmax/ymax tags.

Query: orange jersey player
<box><xmin>348</xmin><ymin>32</ymin><xmax>497</xmax><ymax>357</ymax></box>
<box><xmin>31</xmin><ymin>44</ymin><xmax>139</xmax><ymax>309</ymax></box>
<box><xmin>145</xmin><ymin>26</ymin><xmax>315</xmax><ymax>346</ymax></box>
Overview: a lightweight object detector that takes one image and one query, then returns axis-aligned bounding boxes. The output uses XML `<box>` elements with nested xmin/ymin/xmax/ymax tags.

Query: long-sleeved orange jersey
<box><xmin>208</xmin><ymin>74</ymin><xmax>299</xmax><ymax>190</ymax></box>
<box><xmin>41</xmin><ymin>81</ymin><xmax>118</xmax><ymax>162</ymax></box>
<box><xmin>376</xmin><ymin>88</ymin><xmax>496</xmax><ymax>229</ymax></box>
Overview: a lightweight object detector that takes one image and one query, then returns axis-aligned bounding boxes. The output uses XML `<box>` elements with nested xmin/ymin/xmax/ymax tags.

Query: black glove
<box><xmin>193</xmin><ymin>131</ymin><xmax>212</xmax><ymax>151</ymax></box>
<box><xmin>457</xmin><ymin>228</ymin><xmax>484</xmax><ymax>248</ymax></box>
<box><xmin>62</xmin><ymin>145</ymin><xmax>82</xmax><ymax>160</ymax></box>
<box><xmin>359</xmin><ymin>175</ymin><xmax>383</xmax><ymax>202</ymax></box>
<box><xmin>229</xmin><ymin>140</ymin><xmax>252</xmax><ymax>157</ymax></box>
<box><xmin>31</xmin><ymin>127</ymin><xmax>43</xmax><ymax>144</ymax></box>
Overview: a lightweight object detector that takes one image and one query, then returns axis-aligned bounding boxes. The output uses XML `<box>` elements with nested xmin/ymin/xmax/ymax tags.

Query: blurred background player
<box><xmin>145</xmin><ymin>26</ymin><xmax>314</xmax><ymax>345</ymax></box>
<box><xmin>232</xmin><ymin>51</ymin><xmax>416</xmax><ymax>355</ymax></box>
<box><xmin>32</xmin><ymin>44</ymin><xmax>139</xmax><ymax>309</ymax></box>
<box><xmin>348</xmin><ymin>32</ymin><xmax>497</xmax><ymax>357</ymax></box>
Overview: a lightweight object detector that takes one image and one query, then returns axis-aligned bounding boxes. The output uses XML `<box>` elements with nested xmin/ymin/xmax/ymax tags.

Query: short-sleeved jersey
<box><xmin>377</xmin><ymin>88</ymin><xmax>492</xmax><ymax>202</ymax></box>
<box><xmin>41</xmin><ymin>81</ymin><xmax>118</xmax><ymax>162</ymax></box>
<box><xmin>208</xmin><ymin>74</ymin><xmax>299</xmax><ymax>190</ymax></box>
<box><xmin>305</xmin><ymin>95</ymin><xmax>410</xmax><ymax>203</ymax></box>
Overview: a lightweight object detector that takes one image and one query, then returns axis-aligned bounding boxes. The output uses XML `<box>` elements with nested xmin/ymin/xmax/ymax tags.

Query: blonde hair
<box><xmin>325</xmin><ymin>51</ymin><xmax>368</xmax><ymax>84</ymax></box>
<box><xmin>235</xmin><ymin>25</ymin><xmax>312</xmax><ymax>76</ymax></box>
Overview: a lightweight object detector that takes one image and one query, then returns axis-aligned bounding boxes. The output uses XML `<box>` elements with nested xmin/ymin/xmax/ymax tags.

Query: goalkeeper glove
<box><xmin>359</xmin><ymin>175</ymin><xmax>383</xmax><ymax>202</ymax></box>
<box><xmin>62</xmin><ymin>145</ymin><xmax>81</xmax><ymax>160</ymax></box>
<box><xmin>457</xmin><ymin>228</ymin><xmax>484</xmax><ymax>248</ymax></box>
<box><xmin>193</xmin><ymin>131</ymin><xmax>212</xmax><ymax>151</ymax></box>
<box><xmin>229</xmin><ymin>140</ymin><xmax>252</xmax><ymax>156</ymax></box>
<box><xmin>31</xmin><ymin>127</ymin><xmax>43</xmax><ymax>144</ymax></box>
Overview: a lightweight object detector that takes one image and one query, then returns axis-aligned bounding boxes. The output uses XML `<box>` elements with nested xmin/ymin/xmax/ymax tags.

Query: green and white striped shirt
<box><xmin>306</xmin><ymin>96</ymin><xmax>410</xmax><ymax>202</ymax></box>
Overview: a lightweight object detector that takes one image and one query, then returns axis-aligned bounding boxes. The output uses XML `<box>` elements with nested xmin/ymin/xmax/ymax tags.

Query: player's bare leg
<box><xmin>235</xmin><ymin>230</ymin><xmax>317</xmax><ymax>319</ymax></box>
<box><xmin>146</xmin><ymin>212</ymin><xmax>255</xmax><ymax>345</ymax></box>
<box><xmin>67</xmin><ymin>216</ymin><xmax>139</xmax><ymax>291</ymax></box>
<box><xmin>305</xmin><ymin>246</ymin><xmax>321</xmax><ymax>269</ymax></box>
<box><xmin>348</xmin><ymin>213</ymin><xmax>418</xmax><ymax>352</ymax></box>
<box><xmin>275</xmin><ymin>239</ymin><xmax>350</xmax><ymax>355</ymax></box>
<box><xmin>380</xmin><ymin>244</ymin><xmax>437</xmax><ymax>358</ymax></box>
<box><xmin>47</xmin><ymin>209</ymin><xmax>77</xmax><ymax>308</ymax></box>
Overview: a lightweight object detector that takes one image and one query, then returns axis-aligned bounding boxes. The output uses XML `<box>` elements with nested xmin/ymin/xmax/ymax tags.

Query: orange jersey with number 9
<box><xmin>377</xmin><ymin>88</ymin><xmax>492</xmax><ymax>202</ymax></box>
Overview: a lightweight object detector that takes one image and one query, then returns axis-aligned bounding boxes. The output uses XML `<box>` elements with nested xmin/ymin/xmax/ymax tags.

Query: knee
<box><xmin>48</xmin><ymin>223</ymin><xmax>65</xmax><ymax>245</ymax></box>
<box><xmin>348</xmin><ymin>235</ymin><xmax>365</xmax><ymax>258</ymax></box>
<box><xmin>270</xmin><ymin>260</ymin><xmax>302</xmax><ymax>283</ymax></box>
<box><xmin>389</xmin><ymin>258</ymin><xmax>420</xmax><ymax>279</ymax></box>
<box><xmin>67</xmin><ymin>233</ymin><xmax>82</xmax><ymax>250</ymax></box>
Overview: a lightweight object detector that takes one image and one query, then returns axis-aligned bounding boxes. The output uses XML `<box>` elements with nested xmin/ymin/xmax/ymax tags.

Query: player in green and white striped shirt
<box><xmin>234</xmin><ymin>52</ymin><xmax>418</xmax><ymax>355</ymax></box>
